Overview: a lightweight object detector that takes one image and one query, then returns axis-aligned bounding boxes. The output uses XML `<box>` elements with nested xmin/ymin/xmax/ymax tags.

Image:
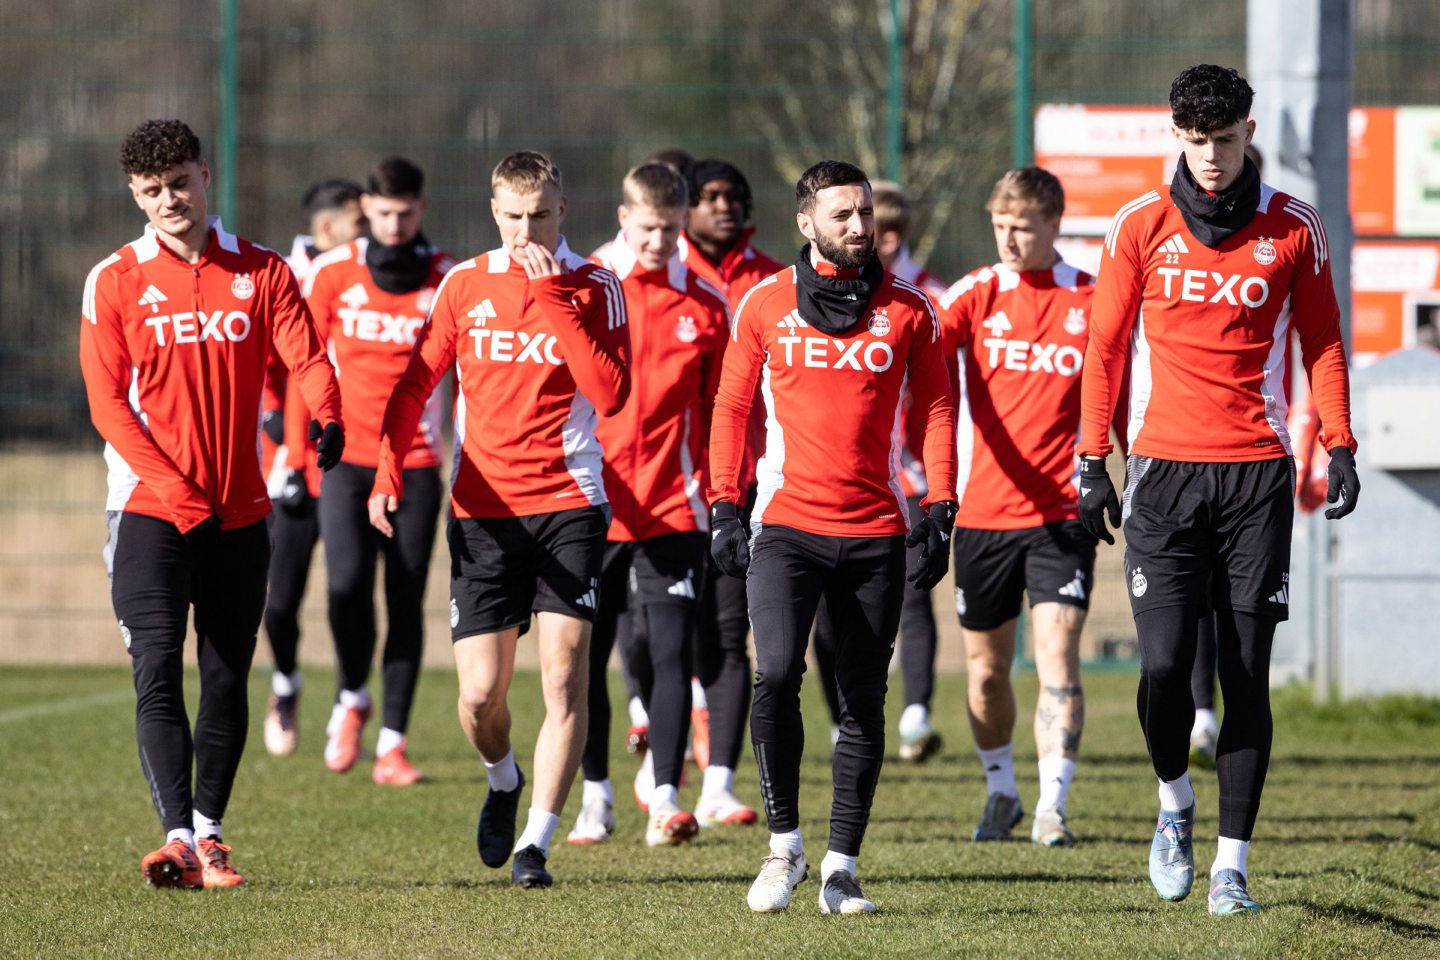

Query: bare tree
<box><xmin>728</xmin><ymin>0</ymin><xmax>1012</xmax><ymax>267</ymax></box>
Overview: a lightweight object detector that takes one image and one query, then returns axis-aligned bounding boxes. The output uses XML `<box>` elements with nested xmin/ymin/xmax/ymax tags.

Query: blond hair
<box><xmin>492</xmin><ymin>150</ymin><xmax>562</xmax><ymax>194</ymax></box>
<box><xmin>622</xmin><ymin>162</ymin><xmax>689</xmax><ymax>210</ymax></box>
<box><xmin>987</xmin><ymin>166</ymin><xmax>1065</xmax><ymax>220</ymax></box>
<box><xmin>871</xmin><ymin>180</ymin><xmax>914</xmax><ymax>236</ymax></box>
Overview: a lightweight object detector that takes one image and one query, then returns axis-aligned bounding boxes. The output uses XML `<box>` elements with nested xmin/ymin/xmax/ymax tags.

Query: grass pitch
<box><xmin>2</xmin><ymin>666</ymin><xmax>1438</xmax><ymax>958</ymax></box>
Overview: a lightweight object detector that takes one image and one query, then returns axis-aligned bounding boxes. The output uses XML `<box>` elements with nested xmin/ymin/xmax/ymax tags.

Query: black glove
<box><xmin>262</xmin><ymin>408</ymin><xmax>285</xmax><ymax>445</ymax></box>
<box><xmin>709</xmin><ymin>501</ymin><xmax>750</xmax><ymax>578</ymax></box>
<box><xmin>1324</xmin><ymin>446</ymin><xmax>1360</xmax><ymax>519</ymax></box>
<box><xmin>1078</xmin><ymin>456</ymin><xmax>1121</xmax><ymax>545</ymax></box>
<box><xmin>310</xmin><ymin>419</ymin><xmax>345</xmax><ymax>471</ymax></box>
<box><xmin>184</xmin><ymin>514</ymin><xmax>223</xmax><ymax>551</ymax></box>
<box><xmin>278</xmin><ymin>469</ymin><xmax>313</xmax><ymax>516</ymax></box>
<box><xmin>904</xmin><ymin>499</ymin><xmax>957</xmax><ymax>591</ymax></box>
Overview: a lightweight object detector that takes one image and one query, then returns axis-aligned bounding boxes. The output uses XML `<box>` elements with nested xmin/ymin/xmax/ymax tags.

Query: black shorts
<box><xmin>606</xmin><ymin>532</ymin><xmax>708</xmax><ymax>609</ymax></box>
<box><xmin>1121</xmin><ymin>456</ymin><xmax>1294</xmax><ymax>620</ymax></box>
<box><xmin>447</xmin><ymin>506</ymin><xmax>609</xmax><ymax>640</ymax></box>
<box><xmin>951</xmin><ymin>520</ymin><xmax>1096</xmax><ymax>631</ymax></box>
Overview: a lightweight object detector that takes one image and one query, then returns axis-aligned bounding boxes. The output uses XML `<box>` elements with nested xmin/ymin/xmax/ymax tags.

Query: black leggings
<box><xmin>813</xmin><ymin>496</ymin><xmax>937</xmax><ymax>725</ymax></box>
<box><xmin>583</xmin><ymin>536</ymin><xmax>702</xmax><ymax>789</ymax></box>
<box><xmin>747</xmin><ymin>525</ymin><xmax>904</xmax><ymax>857</ymax></box>
<box><xmin>583</xmin><ymin>544</ymin><xmax>635</xmax><ymax>783</ymax></box>
<box><xmin>1135</xmin><ymin>604</ymin><xmax>1276</xmax><ymax>840</ymax></box>
<box><xmin>108</xmin><ymin>513</ymin><xmax>269</xmax><ymax>832</ymax></box>
<box><xmin>263</xmin><ymin>497</ymin><xmax>319</xmax><ymax>677</ymax></box>
<box><xmin>1191</xmin><ymin>611</ymin><xmax>1217</xmax><ymax>711</ymax></box>
<box><xmin>696</xmin><ymin>562</ymin><xmax>751</xmax><ymax>770</ymax></box>
<box><xmin>320</xmin><ymin>462</ymin><xmax>441</xmax><ymax>734</ymax></box>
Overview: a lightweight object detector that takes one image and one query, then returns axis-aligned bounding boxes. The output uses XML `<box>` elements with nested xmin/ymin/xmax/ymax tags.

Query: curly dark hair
<box><xmin>1170</xmin><ymin>65</ymin><xmax>1254</xmax><ymax>133</ymax></box>
<box><xmin>120</xmin><ymin>120</ymin><xmax>202</xmax><ymax>177</ymax></box>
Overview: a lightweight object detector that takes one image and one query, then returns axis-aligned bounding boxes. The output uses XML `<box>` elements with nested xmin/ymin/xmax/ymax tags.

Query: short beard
<box><xmin>814</xmin><ymin>233</ymin><xmax>873</xmax><ymax>270</ymax></box>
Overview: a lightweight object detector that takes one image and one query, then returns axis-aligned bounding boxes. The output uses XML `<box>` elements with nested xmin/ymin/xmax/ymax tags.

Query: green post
<box><xmin>1013</xmin><ymin>0</ymin><xmax>1033</xmax><ymax>168</ymax></box>
<box><xmin>218</xmin><ymin>0</ymin><xmax>238</xmax><ymax>226</ymax></box>
<box><xmin>887</xmin><ymin>0</ymin><xmax>903</xmax><ymax>181</ymax></box>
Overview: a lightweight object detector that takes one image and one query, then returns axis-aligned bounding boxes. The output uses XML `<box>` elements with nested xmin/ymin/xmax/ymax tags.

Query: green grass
<box><xmin>2</xmin><ymin>667</ymin><xmax>1439</xmax><ymax>959</ymax></box>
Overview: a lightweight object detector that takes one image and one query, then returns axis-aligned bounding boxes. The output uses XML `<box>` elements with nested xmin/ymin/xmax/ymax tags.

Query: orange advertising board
<box><xmin>1036</xmin><ymin>103</ymin><xmax>1401</xmax><ymax>238</ymax></box>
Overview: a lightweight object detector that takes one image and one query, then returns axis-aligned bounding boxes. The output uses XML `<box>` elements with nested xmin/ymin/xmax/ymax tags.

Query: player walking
<box><xmin>81</xmin><ymin>119</ymin><xmax>344</xmax><ymax>889</ymax></box>
<box><xmin>813</xmin><ymin>180</ymin><xmax>950</xmax><ymax>761</ymax></box>
<box><xmin>369</xmin><ymin>151</ymin><xmax>629</xmax><ymax>887</ymax></box>
<box><xmin>569</xmin><ymin>162</ymin><xmax>729</xmax><ymax>847</ymax></box>
<box><xmin>709</xmin><ymin>161</ymin><xmax>956</xmax><ymax>914</ymax></box>
<box><xmin>305</xmin><ymin>158</ymin><xmax>453</xmax><ymax>785</ymax></box>
<box><xmin>937</xmin><ymin>167</ymin><xmax>1099</xmax><ymax>847</ymax></box>
<box><xmin>1080</xmin><ymin>65</ymin><xmax>1359</xmax><ymax>915</ymax></box>
<box><xmin>261</xmin><ymin>177</ymin><xmax>365</xmax><ymax>756</ymax></box>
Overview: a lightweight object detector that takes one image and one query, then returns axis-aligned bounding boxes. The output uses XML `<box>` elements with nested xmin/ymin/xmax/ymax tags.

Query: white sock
<box><xmin>338</xmin><ymin>687</ymin><xmax>371</xmax><ymax>711</ymax></box>
<box><xmin>691</xmin><ymin>677</ymin><xmax>708</xmax><ymax>710</ymax></box>
<box><xmin>193</xmin><ymin>810</ymin><xmax>222</xmax><ymax>841</ymax></box>
<box><xmin>702</xmin><ymin>765</ymin><xmax>735</xmax><ymax>798</ymax></box>
<box><xmin>583</xmin><ymin>778</ymin><xmax>613</xmax><ymax>806</ymax></box>
<box><xmin>1212</xmin><ymin>836</ymin><xmax>1250</xmax><ymax>878</ymax></box>
<box><xmin>628</xmin><ymin>696</ymin><xmax>649</xmax><ymax>727</ymax></box>
<box><xmin>271</xmin><ymin>670</ymin><xmax>301</xmax><ymax>697</ymax></box>
<box><xmin>1192</xmin><ymin>708</ymin><xmax>1219</xmax><ymax>739</ymax></box>
<box><xmin>166</xmin><ymin>827</ymin><xmax>196</xmax><ymax>848</ymax></box>
<box><xmin>820</xmin><ymin>850</ymin><xmax>858</xmax><ymax>881</ymax></box>
<box><xmin>1036</xmin><ymin>757</ymin><xmax>1076</xmax><ymax>813</ymax></box>
<box><xmin>978</xmin><ymin>744</ymin><xmax>1018</xmax><ymax>797</ymax></box>
<box><xmin>769</xmin><ymin>828</ymin><xmax>803</xmax><ymax>858</ymax></box>
<box><xmin>484</xmin><ymin>749</ymin><xmax>520</xmax><ymax>792</ymax></box>
<box><xmin>376</xmin><ymin>727</ymin><xmax>405</xmax><ymax>757</ymax></box>
<box><xmin>898</xmin><ymin>703</ymin><xmax>930</xmax><ymax>738</ymax></box>
<box><xmin>1158</xmin><ymin>773</ymin><xmax>1195</xmax><ymax>812</ymax></box>
<box><xmin>514</xmin><ymin>809</ymin><xmax>561</xmax><ymax>855</ymax></box>
<box><xmin>650</xmin><ymin>783</ymin><xmax>679</xmax><ymax>811</ymax></box>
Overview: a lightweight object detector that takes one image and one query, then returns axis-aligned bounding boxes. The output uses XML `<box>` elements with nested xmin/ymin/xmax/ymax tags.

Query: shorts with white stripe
<box><xmin>951</xmin><ymin>520</ymin><xmax>1096</xmax><ymax>631</ymax></box>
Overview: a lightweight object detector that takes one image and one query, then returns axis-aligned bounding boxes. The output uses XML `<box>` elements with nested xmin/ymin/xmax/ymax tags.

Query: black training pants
<box><xmin>263</xmin><ymin>496</ymin><xmax>320</xmax><ymax>677</ymax></box>
<box><xmin>1136</xmin><ymin>604</ymin><xmax>1276</xmax><ymax>840</ymax></box>
<box><xmin>108</xmin><ymin>512</ymin><xmax>268</xmax><ymax>833</ymax></box>
<box><xmin>320</xmin><ymin>462</ymin><xmax>441</xmax><ymax>734</ymax></box>
<box><xmin>747</xmin><ymin>524</ymin><xmax>904</xmax><ymax>857</ymax></box>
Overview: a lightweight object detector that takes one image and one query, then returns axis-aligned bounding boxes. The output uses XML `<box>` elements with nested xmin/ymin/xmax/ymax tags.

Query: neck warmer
<box><xmin>366</xmin><ymin>234</ymin><xmax>434</xmax><ymax>294</ymax></box>
<box><xmin>1170</xmin><ymin>155</ymin><xmax>1261</xmax><ymax>249</ymax></box>
<box><xmin>793</xmin><ymin>243</ymin><xmax>885</xmax><ymax>335</ymax></box>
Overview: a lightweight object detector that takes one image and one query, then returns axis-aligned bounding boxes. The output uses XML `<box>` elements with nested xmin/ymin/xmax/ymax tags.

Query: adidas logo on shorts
<box><xmin>1267</xmin><ymin>585</ymin><xmax>1289</xmax><ymax>605</ymax></box>
<box><xmin>1058</xmin><ymin>569</ymin><xmax>1087</xmax><ymax>600</ymax></box>
<box><xmin>666</xmin><ymin>570</ymin><xmax>697</xmax><ymax>600</ymax></box>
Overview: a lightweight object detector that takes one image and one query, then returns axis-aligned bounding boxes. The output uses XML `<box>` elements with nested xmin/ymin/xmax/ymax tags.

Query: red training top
<box><xmin>80</xmin><ymin>217</ymin><xmax>342</xmax><ymax>533</ymax></box>
<box><xmin>1080</xmin><ymin>185</ymin><xmax>1355</xmax><ymax>461</ymax></box>
<box><xmin>299</xmin><ymin>238</ymin><xmax>454</xmax><ymax>470</ymax></box>
<box><xmin>707</xmin><ymin>260</ymin><xmax>957</xmax><ymax>537</ymax></box>
<box><xmin>372</xmin><ymin>238</ymin><xmax>630</xmax><ymax>518</ymax></box>
<box><xmin>938</xmin><ymin>260</ymin><xmax>1095</xmax><ymax>530</ymax></box>
<box><xmin>593</xmin><ymin>237</ymin><xmax>730</xmax><ymax>541</ymax></box>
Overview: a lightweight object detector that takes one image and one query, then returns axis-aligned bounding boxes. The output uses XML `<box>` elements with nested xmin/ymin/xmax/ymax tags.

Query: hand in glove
<box><xmin>709</xmin><ymin>501</ymin><xmax>750</xmax><ymax>578</ymax></box>
<box><xmin>1078</xmin><ymin>456</ymin><xmax>1121</xmax><ymax>545</ymax></box>
<box><xmin>1324</xmin><ymin>447</ymin><xmax>1360</xmax><ymax>519</ymax></box>
<box><xmin>262</xmin><ymin>408</ymin><xmax>285</xmax><ymax>445</ymax></box>
<box><xmin>905</xmin><ymin>500</ymin><xmax>958</xmax><ymax>591</ymax></box>
<box><xmin>278</xmin><ymin>469</ymin><xmax>313</xmax><ymax>516</ymax></box>
<box><xmin>310</xmin><ymin>420</ymin><xmax>346</xmax><ymax>471</ymax></box>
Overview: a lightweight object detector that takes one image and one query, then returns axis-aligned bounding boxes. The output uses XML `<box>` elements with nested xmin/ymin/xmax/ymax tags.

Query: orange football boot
<box><xmin>373</xmin><ymin>741</ymin><xmax>427</xmax><ymax>786</ymax></box>
<box><xmin>324</xmin><ymin>704</ymin><xmax>371</xmax><ymax>773</ymax></box>
<box><xmin>141</xmin><ymin>838</ymin><xmax>203</xmax><ymax>889</ymax></box>
<box><xmin>197</xmin><ymin>837</ymin><xmax>246</xmax><ymax>888</ymax></box>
